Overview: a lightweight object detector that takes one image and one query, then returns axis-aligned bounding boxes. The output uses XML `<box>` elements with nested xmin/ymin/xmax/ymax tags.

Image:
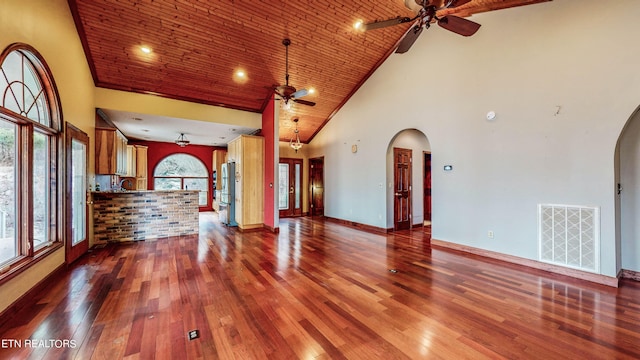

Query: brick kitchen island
<box><xmin>92</xmin><ymin>190</ymin><xmax>199</xmax><ymax>244</ymax></box>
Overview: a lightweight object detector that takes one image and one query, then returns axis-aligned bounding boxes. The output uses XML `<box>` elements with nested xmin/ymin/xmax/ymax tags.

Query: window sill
<box><xmin>0</xmin><ymin>242</ymin><xmax>64</xmax><ymax>285</ymax></box>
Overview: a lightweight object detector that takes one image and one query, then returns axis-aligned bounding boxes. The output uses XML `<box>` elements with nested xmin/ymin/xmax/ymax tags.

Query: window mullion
<box><xmin>19</xmin><ymin>124</ymin><xmax>33</xmax><ymax>256</ymax></box>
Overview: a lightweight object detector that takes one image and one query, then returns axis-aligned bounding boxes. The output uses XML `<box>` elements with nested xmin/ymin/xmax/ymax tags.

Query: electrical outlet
<box><xmin>188</xmin><ymin>330</ymin><xmax>200</xmax><ymax>340</ymax></box>
<box><xmin>487</xmin><ymin>231</ymin><xmax>494</xmax><ymax>239</ymax></box>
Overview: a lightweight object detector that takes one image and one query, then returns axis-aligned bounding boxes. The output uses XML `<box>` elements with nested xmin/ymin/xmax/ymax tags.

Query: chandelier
<box><xmin>290</xmin><ymin>118</ymin><xmax>302</xmax><ymax>152</ymax></box>
<box><xmin>175</xmin><ymin>133</ymin><xmax>190</xmax><ymax>147</ymax></box>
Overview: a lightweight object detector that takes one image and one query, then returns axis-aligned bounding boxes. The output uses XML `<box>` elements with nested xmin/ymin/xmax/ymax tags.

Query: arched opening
<box><xmin>386</xmin><ymin>129</ymin><xmax>431</xmax><ymax>230</ymax></box>
<box><xmin>616</xmin><ymin>105</ymin><xmax>640</xmax><ymax>278</ymax></box>
<box><xmin>153</xmin><ymin>153</ymin><xmax>209</xmax><ymax>209</ymax></box>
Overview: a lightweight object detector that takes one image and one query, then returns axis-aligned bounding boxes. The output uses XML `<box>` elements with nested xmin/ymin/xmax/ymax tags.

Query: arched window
<box><xmin>0</xmin><ymin>43</ymin><xmax>62</xmax><ymax>273</ymax></box>
<box><xmin>153</xmin><ymin>153</ymin><xmax>209</xmax><ymax>207</ymax></box>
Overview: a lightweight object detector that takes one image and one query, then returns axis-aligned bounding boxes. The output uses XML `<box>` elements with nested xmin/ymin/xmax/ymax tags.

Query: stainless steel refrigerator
<box><xmin>219</xmin><ymin>162</ymin><xmax>237</xmax><ymax>227</ymax></box>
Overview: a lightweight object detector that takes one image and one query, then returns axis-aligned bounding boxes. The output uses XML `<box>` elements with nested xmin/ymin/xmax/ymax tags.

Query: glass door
<box><xmin>279</xmin><ymin>158</ymin><xmax>302</xmax><ymax>218</ymax></box>
<box><xmin>66</xmin><ymin>123</ymin><xmax>89</xmax><ymax>263</ymax></box>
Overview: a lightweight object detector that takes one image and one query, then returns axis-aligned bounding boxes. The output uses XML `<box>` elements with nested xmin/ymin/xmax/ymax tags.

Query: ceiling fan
<box><xmin>273</xmin><ymin>39</ymin><xmax>315</xmax><ymax>107</ymax></box>
<box><xmin>363</xmin><ymin>0</ymin><xmax>481</xmax><ymax>54</ymax></box>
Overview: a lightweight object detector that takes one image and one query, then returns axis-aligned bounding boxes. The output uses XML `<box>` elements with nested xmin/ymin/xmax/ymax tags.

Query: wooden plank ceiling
<box><xmin>68</xmin><ymin>0</ymin><xmax>550</xmax><ymax>143</ymax></box>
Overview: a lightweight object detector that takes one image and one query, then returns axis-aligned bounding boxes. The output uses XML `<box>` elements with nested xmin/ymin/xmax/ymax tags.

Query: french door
<box><xmin>65</xmin><ymin>123</ymin><xmax>89</xmax><ymax>263</ymax></box>
<box><xmin>279</xmin><ymin>158</ymin><xmax>303</xmax><ymax>218</ymax></box>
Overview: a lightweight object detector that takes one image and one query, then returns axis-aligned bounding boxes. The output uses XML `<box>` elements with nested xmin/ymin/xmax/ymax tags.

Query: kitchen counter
<box><xmin>92</xmin><ymin>190</ymin><xmax>199</xmax><ymax>243</ymax></box>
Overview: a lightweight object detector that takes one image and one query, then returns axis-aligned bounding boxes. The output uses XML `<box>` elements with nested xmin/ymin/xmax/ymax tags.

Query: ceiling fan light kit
<box><xmin>364</xmin><ymin>0</ymin><xmax>480</xmax><ymax>54</ymax></box>
<box><xmin>274</xmin><ymin>39</ymin><xmax>316</xmax><ymax>111</ymax></box>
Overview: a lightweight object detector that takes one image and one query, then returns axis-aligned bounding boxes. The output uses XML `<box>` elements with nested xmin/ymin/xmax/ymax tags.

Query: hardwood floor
<box><xmin>1</xmin><ymin>213</ymin><xmax>640</xmax><ymax>359</ymax></box>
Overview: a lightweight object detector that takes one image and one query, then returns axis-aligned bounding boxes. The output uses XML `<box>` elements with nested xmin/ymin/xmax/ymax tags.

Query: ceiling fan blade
<box><xmin>447</xmin><ymin>0</ymin><xmax>473</xmax><ymax>8</ymax></box>
<box><xmin>395</xmin><ymin>25</ymin><xmax>424</xmax><ymax>54</ymax></box>
<box><xmin>291</xmin><ymin>88</ymin><xmax>309</xmax><ymax>99</ymax></box>
<box><xmin>437</xmin><ymin>15</ymin><xmax>481</xmax><ymax>37</ymax></box>
<box><xmin>364</xmin><ymin>16</ymin><xmax>413</xmax><ymax>31</ymax></box>
<box><xmin>293</xmin><ymin>99</ymin><xmax>316</xmax><ymax>107</ymax></box>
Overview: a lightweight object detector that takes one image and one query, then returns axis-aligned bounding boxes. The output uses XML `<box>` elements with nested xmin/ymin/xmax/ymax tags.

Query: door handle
<box><xmin>290</xmin><ymin>186</ymin><xmax>294</xmax><ymax>194</ymax></box>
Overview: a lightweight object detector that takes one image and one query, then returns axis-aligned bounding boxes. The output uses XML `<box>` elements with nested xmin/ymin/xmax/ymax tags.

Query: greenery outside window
<box><xmin>153</xmin><ymin>153</ymin><xmax>209</xmax><ymax>207</ymax></box>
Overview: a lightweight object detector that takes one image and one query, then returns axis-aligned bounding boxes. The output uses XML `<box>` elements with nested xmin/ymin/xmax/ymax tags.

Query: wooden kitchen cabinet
<box><xmin>135</xmin><ymin>145</ymin><xmax>148</xmax><ymax>190</ymax></box>
<box><xmin>122</xmin><ymin>145</ymin><xmax>148</xmax><ymax>190</ymax></box>
<box><xmin>95</xmin><ymin>128</ymin><xmax>128</xmax><ymax>175</ymax></box>
<box><xmin>125</xmin><ymin>145</ymin><xmax>137</xmax><ymax>177</ymax></box>
<box><xmin>227</xmin><ymin>135</ymin><xmax>263</xmax><ymax>230</ymax></box>
<box><xmin>212</xmin><ymin>149</ymin><xmax>227</xmax><ymax>212</ymax></box>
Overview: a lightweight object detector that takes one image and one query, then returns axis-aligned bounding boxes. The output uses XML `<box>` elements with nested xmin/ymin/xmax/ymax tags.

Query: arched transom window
<box><xmin>154</xmin><ymin>153</ymin><xmax>209</xmax><ymax>207</ymax></box>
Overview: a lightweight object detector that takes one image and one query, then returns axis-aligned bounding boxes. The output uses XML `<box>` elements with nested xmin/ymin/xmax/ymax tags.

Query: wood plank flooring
<box><xmin>1</xmin><ymin>213</ymin><xmax>640</xmax><ymax>359</ymax></box>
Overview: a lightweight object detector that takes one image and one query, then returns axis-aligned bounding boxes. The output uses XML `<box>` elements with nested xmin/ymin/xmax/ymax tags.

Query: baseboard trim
<box><xmin>263</xmin><ymin>224</ymin><xmax>280</xmax><ymax>233</ymax></box>
<box><xmin>0</xmin><ymin>263</ymin><xmax>67</xmax><ymax>329</ymax></box>
<box><xmin>430</xmin><ymin>238</ymin><xmax>619</xmax><ymax>288</ymax></box>
<box><xmin>237</xmin><ymin>225</ymin><xmax>263</xmax><ymax>232</ymax></box>
<box><xmin>323</xmin><ymin>216</ymin><xmax>390</xmax><ymax>234</ymax></box>
<box><xmin>621</xmin><ymin>269</ymin><xmax>640</xmax><ymax>281</ymax></box>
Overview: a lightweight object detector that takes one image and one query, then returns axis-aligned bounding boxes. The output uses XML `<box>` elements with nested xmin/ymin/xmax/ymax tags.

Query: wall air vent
<box><xmin>538</xmin><ymin>204</ymin><xmax>599</xmax><ymax>273</ymax></box>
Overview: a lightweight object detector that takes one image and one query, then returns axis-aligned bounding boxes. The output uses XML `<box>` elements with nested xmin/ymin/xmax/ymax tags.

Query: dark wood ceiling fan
<box><xmin>273</xmin><ymin>39</ymin><xmax>315</xmax><ymax>107</ymax></box>
<box><xmin>363</xmin><ymin>0</ymin><xmax>481</xmax><ymax>53</ymax></box>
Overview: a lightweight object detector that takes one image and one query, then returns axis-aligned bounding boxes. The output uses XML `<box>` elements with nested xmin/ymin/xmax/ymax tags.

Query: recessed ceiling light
<box><xmin>353</xmin><ymin>19</ymin><xmax>364</xmax><ymax>31</ymax></box>
<box><xmin>140</xmin><ymin>46</ymin><xmax>152</xmax><ymax>54</ymax></box>
<box><xmin>308</xmin><ymin>87</ymin><xmax>316</xmax><ymax>95</ymax></box>
<box><xmin>233</xmin><ymin>69</ymin><xmax>248</xmax><ymax>84</ymax></box>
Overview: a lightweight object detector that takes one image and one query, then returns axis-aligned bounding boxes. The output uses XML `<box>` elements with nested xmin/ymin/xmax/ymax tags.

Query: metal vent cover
<box><xmin>538</xmin><ymin>204</ymin><xmax>600</xmax><ymax>273</ymax></box>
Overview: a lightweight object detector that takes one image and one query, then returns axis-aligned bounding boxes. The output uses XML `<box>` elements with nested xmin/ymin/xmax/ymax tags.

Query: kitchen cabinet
<box><xmin>212</xmin><ymin>149</ymin><xmax>227</xmax><ymax>212</ymax></box>
<box><xmin>125</xmin><ymin>145</ymin><xmax>137</xmax><ymax>177</ymax></box>
<box><xmin>95</xmin><ymin>128</ymin><xmax>128</xmax><ymax>175</ymax></box>
<box><xmin>122</xmin><ymin>145</ymin><xmax>148</xmax><ymax>190</ymax></box>
<box><xmin>134</xmin><ymin>145</ymin><xmax>148</xmax><ymax>190</ymax></box>
<box><xmin>227</xmin><ymin>135</ymin><xmax>263</xmax><ymax>230</ymax></box>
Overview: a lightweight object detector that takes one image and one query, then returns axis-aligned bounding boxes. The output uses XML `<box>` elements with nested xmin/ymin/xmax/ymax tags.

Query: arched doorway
<box><xmin>386</xmin><ymin>129</ymin><xmax>431</xmax><ymax>230</ymax></box>
<box><xmin>616</xmin><ymin>105</ymin><xmax>640</xmax><ymax>278</ymax></box>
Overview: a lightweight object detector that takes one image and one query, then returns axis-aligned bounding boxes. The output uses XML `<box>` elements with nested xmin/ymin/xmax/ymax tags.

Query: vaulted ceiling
<box><xmin>67</xmin><ymin>0</ymin><xmax>550</xmax><ymax>144</ymax></box>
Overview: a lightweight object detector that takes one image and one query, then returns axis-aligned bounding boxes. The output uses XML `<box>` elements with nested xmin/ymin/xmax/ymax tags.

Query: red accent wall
<box><xmin>130</xmin><ymin>139</ymin><xmax>225</xmax><ymax>211</ymax></box>
<box><xmin>262</xmin><ymin>97</ymin><xmax>276</xmax><ymax>230</ymax></box>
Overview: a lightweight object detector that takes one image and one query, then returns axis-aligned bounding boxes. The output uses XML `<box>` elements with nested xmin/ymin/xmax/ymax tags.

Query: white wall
<box><xmin>308</xmin><ymin>0</ymin><xmax>640</xmax><ymax>277</ymax></box>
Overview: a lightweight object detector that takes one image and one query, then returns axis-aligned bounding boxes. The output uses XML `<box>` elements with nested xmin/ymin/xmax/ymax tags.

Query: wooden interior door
<box><xmin>65</xmin><ymin>123</ymin><xmax>89</xmax><ymax>263</ymax></box>
<box><xmin>394</xmin><ymin>148</ymin><xmax>412</xmax><ymax>230</ymax></box>
<box><xmin>309</xmin><ymin>157</ymin><xmax>324</xmax><ymax>216</ymax></box>
<box><xmin>424</xmin><ymin>152</ymin><xmax>431</xmax><ymax>222</ymax></box>
<box><xmin>279</xmin><ymin>158</ymin><xmax>303</xmax><ymax>217</ymax></box>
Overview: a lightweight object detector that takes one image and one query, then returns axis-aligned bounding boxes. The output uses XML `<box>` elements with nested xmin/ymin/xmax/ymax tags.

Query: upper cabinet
<box><xmin>134</xmin><ymin>145</ymin><xmax>148</xmax><ymax>190</ymax></box>
<box><xmin>95</xmin><ymin>127</ymin><xmax>128</xmax><ymax>175</ymax></box>
<box><xmin>125</xmin><ymin>145</ymin><xmax>137</xmax><ymax>177</ymax></box>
